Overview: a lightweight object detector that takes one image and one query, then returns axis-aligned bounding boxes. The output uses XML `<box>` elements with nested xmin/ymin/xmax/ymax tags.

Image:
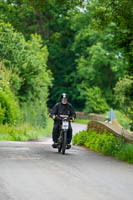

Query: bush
<box><xmin>116</xmin><ymin>144</ymin><xmax>133</xmax><ymax>163</ymax></box>
<box><xmin>0</xmin><ymin>88</ymin><xmax>21</xmax><ymax>125</ymax></box>
<box><xmin>73</xmin><ymin>130</ymin><xmax>133</xmax><ymax>163</ymax></box>
<box><xmin>0</xmin><ymin>62</ymin><xmax>22</xmax><ymax>125</ymax></box>
<box><xmin>72</xmin><ymin>130</ymin><xmax>88</xmax><ymax>145</ymax></box>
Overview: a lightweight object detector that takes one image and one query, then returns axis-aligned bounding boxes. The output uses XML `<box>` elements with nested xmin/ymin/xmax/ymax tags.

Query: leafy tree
<box><xmin>86</xmin><ymin>0</ymin><xmax>133</xmax><ymax>118</ymax></box>
<box><xmin>84</xmin><ymin>87</ymin><xmax>109</xmax><ymax>114</ymax></box>
<box><xmin>0</xmin><ymin>0</ymin><xmax>84</xmax><ymax>40</ymax></box>
<box><xmin>86</xmin><ymin>0</ymin><xmax>133</xmax><ymax>74</ymax></box>
<box><xmin>0</xmin><ymin>22</ymin><xmax>52</xmax><ymax>127</ymax></box>
<box><xmin>0</xmin><ymin>22</ymin><xmax>52</xmax><ymax>102</ymax></box>
<box><xmin>0</xmin><ymin>62</ymin><xmax>21</xmax><ymax>124</ymax></box>
<box><xmin>0</xmin><ymin>0</ymin><xmax>84</xmax><ymax>109</ymax></box>
<box><xmin>71</xmin><ymin>14</ymin><xmax>127</xmax><ymax>106</ymax></box>
<box><xmin>0</xmin><ymin>0</ymin><xmax>132</xmax><ymax>113</ymax></box>
<box><xmin>114</xmin><ymin>76</ymin><xmax>133</xmax><ymax>120</ymax></box>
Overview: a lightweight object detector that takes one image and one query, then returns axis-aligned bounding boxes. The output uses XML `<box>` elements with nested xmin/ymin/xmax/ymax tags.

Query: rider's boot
<box><xmin>66</xmin><ymin>144</ymin><xmax>71</xmax><ymax>149</ymax></box>
<box><xmin>52</xmin><ymin>142</ymin><xmax>58</xmax><ymax>148</ymax></box>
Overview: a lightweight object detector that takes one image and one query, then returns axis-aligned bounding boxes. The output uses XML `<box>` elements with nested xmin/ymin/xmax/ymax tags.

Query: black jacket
<box><xmin>50</xmin><ymin>102</ymin><xmax>76</xmax><ymax>119</ymax></box>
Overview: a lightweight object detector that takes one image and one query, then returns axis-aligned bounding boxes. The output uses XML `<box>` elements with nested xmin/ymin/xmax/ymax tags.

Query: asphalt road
<box><xmin>0</xmin><ymin>123</ymin><xmax>133</xmax><ymax>200</ymax></box>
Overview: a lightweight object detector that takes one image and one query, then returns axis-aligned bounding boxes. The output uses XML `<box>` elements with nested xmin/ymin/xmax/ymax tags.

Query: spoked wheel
<box><xmin>62</xmin><ymin>131</ymin><xmax>67</xmax><ymax>155</ymax></box>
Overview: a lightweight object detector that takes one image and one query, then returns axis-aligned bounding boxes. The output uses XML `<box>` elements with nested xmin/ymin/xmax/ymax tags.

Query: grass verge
<box><xmin>0</xmin><ymin>118</ymin><xmax>53</xmax><ymax>141</ymax></box>
<box><xmin>75</xmin><ymin>119</ymin><xmax>89</xmax><ymax>124</ymax></box>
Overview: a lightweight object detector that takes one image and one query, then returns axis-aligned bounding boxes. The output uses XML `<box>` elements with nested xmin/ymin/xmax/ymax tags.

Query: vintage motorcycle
<box><xmin>57</xmin><ymin>115</ymin><xmax>72</xmax><ymax>155</ymax></box>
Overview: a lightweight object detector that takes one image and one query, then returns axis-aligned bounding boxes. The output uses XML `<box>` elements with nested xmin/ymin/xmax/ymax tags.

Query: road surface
<box><xmin>0</xmin><ymin>123</ymin><xmax>133</xmax><ymax>200</ymax></box>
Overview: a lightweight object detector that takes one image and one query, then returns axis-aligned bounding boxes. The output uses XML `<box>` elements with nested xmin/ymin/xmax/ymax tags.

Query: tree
<box><xmin>0</xmin><ymin>0</ymin><xmax>85</xmax><ymax>109</ymax></box>
<box><xmin>0</xmin><ymin>0</ymin><xmax>131</xmax><ymax>112</ymax></box>
<box><xmin>114</xmin><ymin>76</ymin><xmax>133</xmax><ymax>120</ymax></box>
<box><xmin>0</xmin><ymin>0</ymin><xmax>84</xmax><ymax>40</ymax></box>
<box><xmin>0</xmin><ymin>62</ymin><xmax>21</xmax><ymax>125</ymax></box>
<box><xmin>0</xmin><ymin>22</ymin><xmax>52</xmax><ymax>102</ymax></box>
<box><xmin>0</xmin><ymin>22</ymin><xmax>52</xmax><ymax>127</ymax></box>
<box><xmin>84</xmin><ymin>87</ymin><xmax>109</xmax><ymax>114</ymax></box>
<box><xmin>86</xmin><ymin>0</ymin><xmax>133</xmax><ymax>114</ymax></box>
<box><xmin>86</xmin><ymin>0</ymin><xmax>133</xmax><ymax>74</ymax></box>
<box><xmin>71</xmin><ymin>15</ymin><xmax>127</xmax><ymax>106</ymax></box>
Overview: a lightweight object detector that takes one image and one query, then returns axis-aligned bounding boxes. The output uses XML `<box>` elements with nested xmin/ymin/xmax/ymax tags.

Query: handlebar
<box><xmin>55</xmin><ymin>115</ymin><xmax>73</xmax><ymax>121</ymax></box>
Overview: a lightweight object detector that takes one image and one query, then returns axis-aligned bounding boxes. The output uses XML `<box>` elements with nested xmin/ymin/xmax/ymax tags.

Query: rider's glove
<box><xmin>52</xmin><ymin>115</ymin><xmax>56</xmax><ymax>120</ymax></box>
<box><xmin>72</xmin><ymin>117</ymin><xmax>75</xmax><ymax>122</ymax></box>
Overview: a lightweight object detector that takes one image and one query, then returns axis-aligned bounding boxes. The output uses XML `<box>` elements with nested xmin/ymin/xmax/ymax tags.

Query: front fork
<box><xmin>58</xmin><ymin>130</ymin><xmax>67</xmax><ymax>143</ymax></box>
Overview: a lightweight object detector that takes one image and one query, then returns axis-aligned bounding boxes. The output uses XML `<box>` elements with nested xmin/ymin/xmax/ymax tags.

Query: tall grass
<box><xmin>0</xmin><ymin>118</ymin><xmax>53</xmax><ymax>141</ymax></box>
<box><xmin>114</xmin><ymin>110</ymin><xmax>131</xmax><ymax>130</ymax></box>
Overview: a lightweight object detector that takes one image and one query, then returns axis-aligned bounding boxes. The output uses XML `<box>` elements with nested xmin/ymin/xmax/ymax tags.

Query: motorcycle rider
<box><xmin>50</xmin><ymin>93</ymin><xmax>76</xmax><ymax>148</ymax></box>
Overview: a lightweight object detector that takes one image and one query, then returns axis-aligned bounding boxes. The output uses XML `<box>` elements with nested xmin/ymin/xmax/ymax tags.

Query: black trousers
<box><xmin>52</xmin><ymin>121</ymin><xmax>72</xmax><ymax>144</ymax></box>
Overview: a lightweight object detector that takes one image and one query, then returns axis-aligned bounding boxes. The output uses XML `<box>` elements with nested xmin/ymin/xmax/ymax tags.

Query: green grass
<box><xmin>114</xmin><ymin>110</ymin><xmax>130</xmax><ymax>130</ymax></box>
<box><xmin>74</xmin><ymin>118</ymin><xmax>89</xmax><ymax>124</ymax></box>
<box><xmin>0</xmin><ymin>118</ymin><xmax>53</xmax><ymax>141</ymax></box>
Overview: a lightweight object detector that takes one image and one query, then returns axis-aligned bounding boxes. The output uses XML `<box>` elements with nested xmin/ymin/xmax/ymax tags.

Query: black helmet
<box><xmin>61</xmin><ymin>93</ymin><xmax>67</xmax><ymax>99</ymax></box>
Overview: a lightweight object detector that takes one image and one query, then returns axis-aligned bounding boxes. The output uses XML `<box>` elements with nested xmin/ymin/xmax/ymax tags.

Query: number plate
<box><xmin>62</xmin><ymin>121</ymin><xmax>69</xmax><ymax>130</ymax></box>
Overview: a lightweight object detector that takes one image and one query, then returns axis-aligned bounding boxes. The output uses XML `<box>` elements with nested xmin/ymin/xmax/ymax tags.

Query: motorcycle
<box><xmin>57</xmin><ymin>115</ymin><xmax>72</xmax><ymax>155</ymax></box>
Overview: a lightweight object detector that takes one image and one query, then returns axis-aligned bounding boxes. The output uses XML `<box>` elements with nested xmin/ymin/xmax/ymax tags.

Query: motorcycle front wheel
<box><xmin>62</xmin><ymin>131</ymin><xmax>67</xmax><ymax>155</ymax></box>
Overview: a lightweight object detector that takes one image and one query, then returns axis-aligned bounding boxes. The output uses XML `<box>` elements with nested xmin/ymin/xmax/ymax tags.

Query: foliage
<box><xmin>0</xmin><ymin>0</ymin><xmax>132</xmax><ymax>121</ymax></box>
<box><xmin>73</xmin><ymin>130</ymin><xmax>88</xmax><ymax>145</ymax></box>
<box><xmin>116</xmin><ymin>144</ymin><xmax>133</xmax><ymax>163</ymax></box>
<box><xmin>73</xmin><ymin>130</ymin><xmax>123</xmax><ymax>155</ymax></box>
<box><xmin>0</xmin><ymin>0</ymin><xmax>84</xmax><ymax>38</ymax></box>
<box><xmin>0</xmin><ymin>0</ymin><xmax>84</xmax><ymax>109</ymax></box>
<box><xmin>114</xmin><ymin>76</ymin><xmax>133</xmax><ymax>120</ymax></box>
<box><xmin>0</xmin><ymin>89</ymin><xmax>21</xmax><ymax>125</ymax></box>
<box><xmin>85</xmin><ymin>132</ymin><xmax>123</xmax><ymax>156</ymax></box>
<box><xmin>86</xmin><ymin>0</ymin><xmax>133</xmax><ymax>72</ymax></box>
<box><xmin>86</xmin><ymin>0</ymin><xmax>133</xmax><ymax>105</ymax></box>
<box><xmin>0</xmin><ymin>23</ymin><xmax>52</xmax><ymax>128</ymax></box>
<box><xmin>114</xmin><ymin>110</ymin><xmax>131</xmax><ymax>130</ymax></box>
<box><xmin>0</xmin><ymin>22</ymin><xmax>52</xmax><ymax>102</ymax></box>
<box><xmin>21</xmin><ymin>101</ymin><xmax>48</xmax><ymax>128</ymax></box>
<box><xmin>73</xmin><ymin>130</ymin><xmax>133</xmax><ymax>163</ymax></box>
<box><xmin>0</xmin><ymin>118</ymin><xmax>53</xmax><ymax>141</ymax></box>
<box><xmin>0</xmin><ymin>62</ymin><xmax>21</xmax><ymax>125</ymax></box>
<box><xmin>84</xmin><ymin>87</ymin><xmax>109</xmax><ymax>114</ymax></box>
<box><xmin>71</xmin><ymin>0</ymin><xmax>132</xmax><ymax>109</ymax></box>
<box><xmin>0</xmin><ymin>104</ymin><xmax>5</xmax><ymax>124</ymax></box>
<box><xmin>72</xmin><ymin>20</ymin><xmax>127</xmax><ymax>107</ymax></box>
